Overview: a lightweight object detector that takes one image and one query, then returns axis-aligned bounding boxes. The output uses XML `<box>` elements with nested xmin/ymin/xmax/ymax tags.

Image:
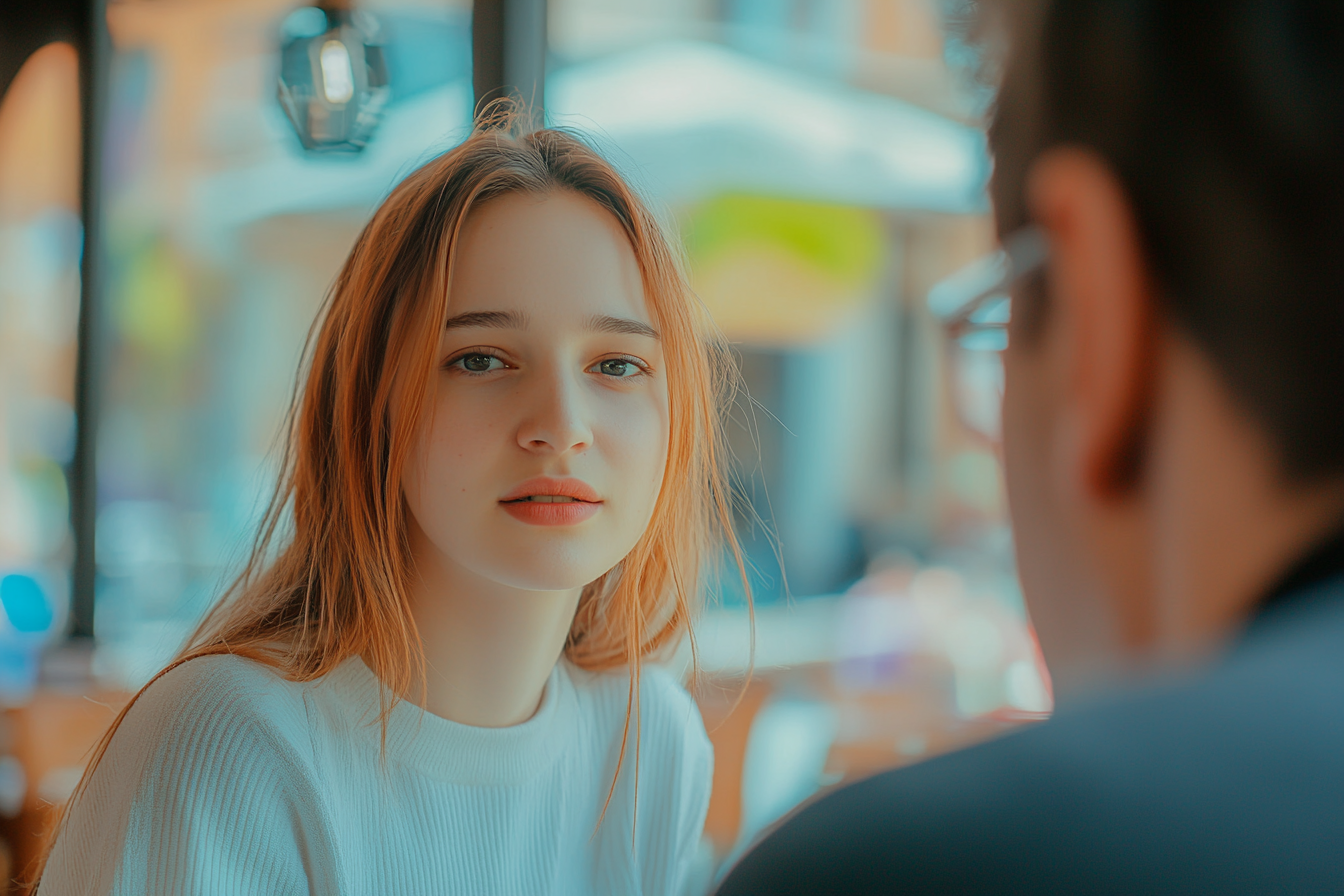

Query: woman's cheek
<box><xmin>429</xmin><ymin>392</ymin><xmax>504</xmax><ymax>462</ymax></box>
<box><xmin>604</xmin><ymin>392</ymin><xmax>670</xmax><ymax>494</ymax></box>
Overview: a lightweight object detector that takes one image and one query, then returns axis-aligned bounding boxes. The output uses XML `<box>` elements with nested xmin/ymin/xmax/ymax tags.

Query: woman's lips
<box><xmin>500</xmin><ymin>497</ymin><xmax>601</xmax><ymax>526</ymax></box>
<box><xmin>499</xmin><ymin>477</ymin><xmax>602</xmax><ymax>526</ymax></box>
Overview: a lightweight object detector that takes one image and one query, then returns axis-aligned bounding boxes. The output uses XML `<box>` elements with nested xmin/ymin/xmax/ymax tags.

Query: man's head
<box><xmin>990</xmin><ymin>2</ymin><xmax>1344</xmax><ymax>695</ymax></box>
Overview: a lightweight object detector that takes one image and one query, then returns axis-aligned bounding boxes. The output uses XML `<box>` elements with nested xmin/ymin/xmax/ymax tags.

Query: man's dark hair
<box><xmin>990</xmin><ymin>1</ymin><xmax>1344</xmax><ymax>481</ymax></box>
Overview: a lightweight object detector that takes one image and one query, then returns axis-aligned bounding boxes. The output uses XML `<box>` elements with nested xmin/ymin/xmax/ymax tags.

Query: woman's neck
<box><xmin>404</xmin><ymin>529</ymin><xmax>582</xmax><ymax>728</ymax></box>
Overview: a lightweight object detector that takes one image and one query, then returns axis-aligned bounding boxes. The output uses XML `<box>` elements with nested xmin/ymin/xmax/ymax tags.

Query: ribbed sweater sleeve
<box><xmin>635</xmin><ymin>668</ymin><xmax>715</xmax><ymax>896</ymax></box>
<box><xmin>40</xmin><ymin>656</ymin><xmax>339</xmax><ymax>896</ymax></box>
<box><xmin>667</xmin><ymin>701</ymin><xmax>715</xmax><ymax>896</ymax></box>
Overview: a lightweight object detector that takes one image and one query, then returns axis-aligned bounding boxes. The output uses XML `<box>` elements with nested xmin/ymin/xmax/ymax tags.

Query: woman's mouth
<box><xmin>499</xmin><ymin>478</ymin><xmax>603</xmax><ymax>525</ymax></box>
<box><xmin>507</xmin><ymin>495</ymin><xmax>582</xmax><ymax>503</ymax></box>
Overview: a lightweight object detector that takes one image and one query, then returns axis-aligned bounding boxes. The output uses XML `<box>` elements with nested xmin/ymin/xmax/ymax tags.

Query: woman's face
<box><xmin>401</xmin><ymin>189</ymin><xmax>670</xmax><ymax>593</ymax></box>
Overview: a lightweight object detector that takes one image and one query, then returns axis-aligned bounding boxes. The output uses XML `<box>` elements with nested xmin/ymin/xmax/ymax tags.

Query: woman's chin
<box><xmin>466</xmin><ymin>554</ymin><xmax>622</xmax><ymax>595</ymax></box>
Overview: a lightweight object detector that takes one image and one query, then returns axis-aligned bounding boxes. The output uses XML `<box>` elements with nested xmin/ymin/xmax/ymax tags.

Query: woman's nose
<box><xmin>515</xmin><ymin>369</ymin><xmax>594</xmax><ymax>455</ymax></box>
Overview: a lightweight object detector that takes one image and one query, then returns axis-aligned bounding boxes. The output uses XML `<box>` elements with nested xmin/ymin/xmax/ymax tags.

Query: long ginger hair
<box><xmin>33</xmin><ymin>110</ymin><xmax>749</xmax><ymax>887</ymax></box>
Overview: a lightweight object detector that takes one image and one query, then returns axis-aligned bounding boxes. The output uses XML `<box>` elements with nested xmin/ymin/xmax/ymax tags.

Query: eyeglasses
<box><xmin>927</xmin><ymin>226</ymin><xmax>1050</xmax><ymax>441</ymax></box>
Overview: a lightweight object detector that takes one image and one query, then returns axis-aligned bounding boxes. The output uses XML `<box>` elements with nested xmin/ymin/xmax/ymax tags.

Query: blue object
<box><xmin>0</xmin><ymin>573</ymin><xmax>53</xmax><ymax>633</ymax></box>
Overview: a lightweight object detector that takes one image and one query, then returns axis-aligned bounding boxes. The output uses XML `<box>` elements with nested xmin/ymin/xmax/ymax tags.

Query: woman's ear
<box><xmin>1027</xmin><ymin>147</ymin><xmax>1158</xmax><ymax>504</ymax></box>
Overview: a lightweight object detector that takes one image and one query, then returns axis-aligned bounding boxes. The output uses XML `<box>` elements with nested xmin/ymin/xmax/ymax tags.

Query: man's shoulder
<box><xmin>717</xmin><ymin>595</ymin><xmax>1344</xmax><ymax>894</ymax></box>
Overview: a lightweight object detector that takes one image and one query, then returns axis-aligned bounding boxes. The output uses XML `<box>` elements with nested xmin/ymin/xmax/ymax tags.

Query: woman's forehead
<box><xmin>448</xmin><ymin>190</ymin><xmax>650</xmax><ymax>326</ymax></box>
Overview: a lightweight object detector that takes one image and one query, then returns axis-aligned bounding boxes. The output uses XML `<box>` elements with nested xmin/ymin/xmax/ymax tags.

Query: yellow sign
<box><xmin>683</xmin><ymin>194</ymin><xmax>886</xmax><ymax>345</ymax></box>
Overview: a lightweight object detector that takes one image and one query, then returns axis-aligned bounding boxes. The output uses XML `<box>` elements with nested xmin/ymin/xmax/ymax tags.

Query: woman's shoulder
<box><xmin>118</xmin><ymin>653</ymin><xmax>317</xmax><ymax>771</ymax></box>
<box><xmin>48</xmin><ymin>655</ymin><xmax>340</xmax><ymax>894</ymax></box>
<box><xmin>563</xmin><ymin>662</ymin><xmax>714</xmax><ymax>893</ymax></box>
<box><xmin>134</xmin><ymin>653</ymin><xmax>308</xmax><ymax>719</ymax></box>
<box><xmin>563</xmin><ymin>662</ymin><xmax>710</xmax><ymax>755</ymax></box>
<box><xmin>564</xmin><ymin>660</ymin><xmax>693</xmax><ymax>709</ymax></box>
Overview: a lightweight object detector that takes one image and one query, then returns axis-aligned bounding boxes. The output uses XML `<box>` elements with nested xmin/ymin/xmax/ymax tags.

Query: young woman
<box><xmin>37</xmin><ymin>113</ymin><xmax>747</xmax><ymax>895</ymax></box>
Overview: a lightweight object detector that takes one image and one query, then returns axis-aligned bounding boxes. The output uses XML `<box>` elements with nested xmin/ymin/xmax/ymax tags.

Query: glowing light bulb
<box><xmin>319</xmin><ymin>39</ymin><xmax>355</xmax><ymax>104</ymax></box>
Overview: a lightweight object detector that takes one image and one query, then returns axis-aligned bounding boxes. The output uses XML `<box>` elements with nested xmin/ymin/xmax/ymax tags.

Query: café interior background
<box><xmin>0</xmin><ymin>0</ymin><xmax>1050</xmax><ymax>876</ymax></box>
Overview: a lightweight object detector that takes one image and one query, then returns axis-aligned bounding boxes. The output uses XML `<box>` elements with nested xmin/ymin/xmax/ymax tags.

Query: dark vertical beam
<box><xmin>472</xmin><ymin>0</ymin><xmax>547</xmax><ymax>116</ymax></box>
<box><xmin>503</xmin><ymin>0</ymin><xmax>547</xmax><ymax>111</ymax></box>
<box><xmin>472</xmin><ymin>0</ymin><xmax>505</xmax><ymax>109</ymax></box>
<box><xmin>68</xmin><ymin>0</ymin><xmax>110</xmax><ymax>640</ymax></box>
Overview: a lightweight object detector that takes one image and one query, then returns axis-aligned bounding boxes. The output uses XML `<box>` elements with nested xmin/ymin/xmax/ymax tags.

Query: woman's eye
<box><xmin>594</xmin><ymin>358</ymin><xmax>643</xmax><ymax>378</ymax></box>
<box><xmin>452</xmin><ymin>353</ymin><xmax>506</xmax><ymax>373</ymax></box>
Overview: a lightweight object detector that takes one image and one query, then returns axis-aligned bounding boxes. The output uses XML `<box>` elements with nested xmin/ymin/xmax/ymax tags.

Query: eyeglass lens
<box><xmin>952</xmin><ymin>341</ymin><xmax>1005</xmax><ymax>441</ymax></box>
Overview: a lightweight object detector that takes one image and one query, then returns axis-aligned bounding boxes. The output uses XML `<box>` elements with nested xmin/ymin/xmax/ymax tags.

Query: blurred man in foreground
<box><xmin>717</xmin><ymin>2</ymin><xmax>1344</xmax><ymax>893</ymax></box>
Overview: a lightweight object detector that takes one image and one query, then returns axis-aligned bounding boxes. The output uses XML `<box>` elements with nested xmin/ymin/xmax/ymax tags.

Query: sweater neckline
<box><xmin>322</xmin><ymin>656</ymin><xmax>580</xmax><ymax>785</ymax></box>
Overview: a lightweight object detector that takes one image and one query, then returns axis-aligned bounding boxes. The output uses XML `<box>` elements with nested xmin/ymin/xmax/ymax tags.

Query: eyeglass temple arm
<box><xmin>928</xmin><ymin>226</ymin><xmax>1050</xmax><ymax>328</ymax></box>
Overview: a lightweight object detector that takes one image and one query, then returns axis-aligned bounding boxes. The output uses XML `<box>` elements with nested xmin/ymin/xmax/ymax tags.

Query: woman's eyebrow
<box><xmin>586</xmin><ymin>315</ymin><xmax>660</xmax><ymax>339</ymax></box>
<box><xmin>443</xmin><ymin>310</ymin><xmax>529</xmax><ymax>330</ymax></box>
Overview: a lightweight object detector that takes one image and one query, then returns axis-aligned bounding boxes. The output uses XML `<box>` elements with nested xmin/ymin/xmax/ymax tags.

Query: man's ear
<box><xmin>1027</xmin><ymin>147</ymin><xmax>1157</xmax><ymax>502</ymax></box>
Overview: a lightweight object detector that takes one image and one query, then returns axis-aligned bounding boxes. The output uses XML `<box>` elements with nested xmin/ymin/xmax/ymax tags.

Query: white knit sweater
<box><xmin>41</xmin><ymin>653</ymin><xmax>714</xmax><ymax>896</ymax></box>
